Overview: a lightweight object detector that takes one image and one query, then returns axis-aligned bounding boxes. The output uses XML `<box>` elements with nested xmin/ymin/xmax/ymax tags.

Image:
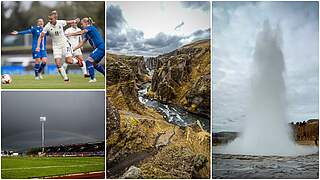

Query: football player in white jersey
<box><xmin>64</xmin><ymin>21</ymin><xmax>89</xmax><ymax>77</ymax></box>
<box><xmin>36</xmin><ymin>10</ymin><xmax>84</xmax><ymax>82</ymax></box>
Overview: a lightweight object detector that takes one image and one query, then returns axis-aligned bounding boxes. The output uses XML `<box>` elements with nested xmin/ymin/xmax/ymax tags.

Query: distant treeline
<box><xmin>1</xmin><ymin>1</ymin><xmax>105</xmax><ymax>36</ymax></box>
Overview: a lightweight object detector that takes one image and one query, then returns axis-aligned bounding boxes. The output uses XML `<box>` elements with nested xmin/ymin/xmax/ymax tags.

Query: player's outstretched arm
<box><xmin>66</xmin><ymin>18</ymin><xmax>80</xmax><ymax>25</ymax></box>
<box><xmin>66</xmin><ymin>29</ymin><xmax>87</xmax><ymax>37</ymax></box>
<box><xmin>36</xmin><ymin>32</ymin><xmax>45</xmax><ymax>52</ymax></box>
<box><xmin>10</xmin><ymin>28</ymin><xmax>32</xmax><ymax>35</ymax></box>
<box><xmin>73</xmin><ymin>39</ymin><xmax>87</xmax><ymax>51</ymax></box>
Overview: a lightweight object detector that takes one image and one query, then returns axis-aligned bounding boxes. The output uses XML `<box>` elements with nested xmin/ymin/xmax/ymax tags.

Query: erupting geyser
<box><xmin>223</xmin><ymin>20</ymin><xmax>317</xmax><ymax>156</ymax></box>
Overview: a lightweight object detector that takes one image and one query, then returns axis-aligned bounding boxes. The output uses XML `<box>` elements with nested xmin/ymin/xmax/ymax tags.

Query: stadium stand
<box><xmin>43</xmin><ymin>141</ymin><xmax>104</xmax><ymax>157</ymax></box>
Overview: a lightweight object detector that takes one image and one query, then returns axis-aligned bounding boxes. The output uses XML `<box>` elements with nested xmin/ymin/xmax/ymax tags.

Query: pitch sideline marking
<box><xmin>2</xmin><ymin>163</ymin><xmax>105</xmax><ymax>171</ymax></box>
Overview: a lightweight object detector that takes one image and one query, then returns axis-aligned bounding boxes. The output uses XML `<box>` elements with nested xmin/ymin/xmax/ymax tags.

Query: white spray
<box><xmin>222</xmin><ymin>20</ymin><xmax>317</xmax><ymax>156</ymax></box>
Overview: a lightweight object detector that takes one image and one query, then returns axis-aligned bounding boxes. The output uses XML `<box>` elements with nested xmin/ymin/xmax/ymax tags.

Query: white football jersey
<box><xmin>65</xmin><ymin>27</ymin><xmax>82</xmax><ymax>48</ymax></box>
<box><xmin>43</xmin><ymin>20</ymin><xmax>68</xmax><ymax>46</ymax></box>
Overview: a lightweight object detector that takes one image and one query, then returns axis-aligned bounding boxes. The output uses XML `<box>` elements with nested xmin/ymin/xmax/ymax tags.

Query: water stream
<box><xmin>137</xmin><ymin>71</ymin><xmax>210</xmax><ymax>132</ymax></box>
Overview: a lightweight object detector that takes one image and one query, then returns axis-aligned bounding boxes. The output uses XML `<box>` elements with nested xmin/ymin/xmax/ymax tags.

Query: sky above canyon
<box><xmin>107</xmin><ymin>1</ymin><xmax>210</xmax><ymax>56</ymax></box>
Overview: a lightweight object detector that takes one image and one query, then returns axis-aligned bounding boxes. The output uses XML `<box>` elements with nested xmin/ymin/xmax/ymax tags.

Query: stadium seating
<box><xmin>43</xmin><ymin>141</ymin><xmax>104</xmax><ymax>157</ymax></box>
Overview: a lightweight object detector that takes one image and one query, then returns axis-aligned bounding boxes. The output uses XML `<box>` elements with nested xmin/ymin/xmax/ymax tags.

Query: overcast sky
<box><xmin>3</xmin><ymin>1</ymin><xmax>57</xmax><ymax>8</ymax></box>
<box><xmin>2</xmin><ymin>1</ymin><xmax>57</xmax><ymax>17</ymax></box>
<box><xmin>107</xmin><ymin>1</ymin><xmax>210</xmax><ymax>56</ymax></box>
<box><xmin>212</xmin><ymin>2</ymin><xmax>319</xmax><ymax>132</ymax></box>
<box><xmin>2</xmin><ymin>91</ymin><xmax>105</xmax><ymax>152</ymax></box>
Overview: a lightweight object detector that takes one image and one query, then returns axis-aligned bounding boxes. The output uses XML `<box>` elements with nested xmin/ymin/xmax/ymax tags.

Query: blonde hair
<box><xmin>49</xmin><ymin>10</ymin><xmax>58</xmax><ymax>18</ymax></box>
<box><xmin>82</xmin><ymin>17</ymin><xmax>95</xmax><ymax>25</ymax></box>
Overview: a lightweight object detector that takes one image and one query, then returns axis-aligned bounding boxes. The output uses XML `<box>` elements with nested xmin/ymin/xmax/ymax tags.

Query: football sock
<box><xmin>62</xmin><ymin>63</ymin><xmax>68</xmax><ymax>73</ymax></box>
<box><xmin>81</xmin><ymin>64</ymin><xmax>88</xmax><ymax>75</ymax></box>
<box><xmin>57</xmin><ymin>66</ymin><xmax>68</xmax><ymax>80</ymax></box>
<box><xmin>85</xmin><ymin>60</ymin><xmax>95</xmax><ymax>80</ymax></box>
<box><xmin>94</xmin><ymin>63</ymin><xmax>105</xmax><ymax>76</ymax></box>
<box><xmin>34</xmin><ymin>63</ymin><xmax>40</xmax><ymax>77</ymax></box>
<box><xmin>38</xmin><ymin>62</ymin><xmax>46</xmax><ymax>73</ymax></box>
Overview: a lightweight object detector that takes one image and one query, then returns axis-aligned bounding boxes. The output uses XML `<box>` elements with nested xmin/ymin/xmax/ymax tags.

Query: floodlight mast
<box><xmin>40</xmin><ymin>116</ymin><xmax>46</xmax><ymax>153</ymax></box>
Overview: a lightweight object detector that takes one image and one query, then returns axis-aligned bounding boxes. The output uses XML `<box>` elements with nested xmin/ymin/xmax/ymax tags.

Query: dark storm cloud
<box><xmin>1</xmin><ymin>91</ymin><xmax>105</xmax><ymax>152</ymax></box>
<box><xmin>107</xmin><ymin>5</ymin><xmax>127</xmax><ymax>30</ymax></box>
<box><xmin>181</xmin><ymin>1</ymin><xmax>210</xmax><ymax>11</ymax></box>
<box><xmin>145</xmin><ymin>33</ymin><xmax>183</xmax><ymax>48</ymax></box>
<box><xmin>107</xmin><ymin>5</ymin><xmax>210</xmax><ymax>56</ymax></box>
<box><xmin>143</xmin><ymin>33</ymin><xmax>184</xmax><ymax>55</ymax></box>
<box><xmin>189</xmin><ymin>28</ymin><xmax>210</xmax><ymax>40</ymax></box>
<box><xmin>107</xmin><ymin>31</ymin><xmax>127</xmax><ymax>48</ymax></box>
<box><xmin>126</xmin><ymin>28</ymin><xmax>144</xmax><ymax>42</ymax></box>
<box><xmin>107</xmin><ymin>27</ymin><xmax>210</xmax><ymax>56</ymax></box>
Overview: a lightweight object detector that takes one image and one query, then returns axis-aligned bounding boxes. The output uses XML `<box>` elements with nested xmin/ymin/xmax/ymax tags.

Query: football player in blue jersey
<box><xmin>10</xmin><ymin>18</ymin><xmax>48</xmax><ymax>80</ymax></box>
<box><xmin>66</xmin><ymin>17</ymin><xmax>105</xmax><ymax>83</ymax></box>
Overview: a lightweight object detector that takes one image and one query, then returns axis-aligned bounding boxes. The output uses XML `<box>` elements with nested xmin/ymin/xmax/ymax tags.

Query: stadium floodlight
<box><xmin>40</xmin><ymin>116</ymin><xmax>46</xmax><ymax>153</ymax></box>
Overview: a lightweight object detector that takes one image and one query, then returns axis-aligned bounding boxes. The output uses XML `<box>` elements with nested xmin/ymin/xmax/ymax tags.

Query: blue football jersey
<box><xmin>84</xmin><ymin>26</ymin><xmax>105</xmax><ymax>49</ymax></box>
<box><xmin>18</xmin><ymin>26</ymin><xmax>47</xmax><ymax>51</ymax></box>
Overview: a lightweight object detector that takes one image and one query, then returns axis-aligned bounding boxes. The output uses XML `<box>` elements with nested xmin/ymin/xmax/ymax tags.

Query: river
<box><xmin>137</xmin><ymin>82</ymin><xmax>210</xmax><ymax>132</ymax></box>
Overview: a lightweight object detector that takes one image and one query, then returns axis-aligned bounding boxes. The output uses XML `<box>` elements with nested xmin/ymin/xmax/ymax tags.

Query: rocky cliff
<box><xmin>106</xmin><ymin>52</ymin><xmax>210</xmax><ymax>179</ymax></box>
<box><xmin>147</xmin><ymin>39</ymin><xmax>211</xmax><ymax>118</ymax></box>
<box><xmin>145</xmin><ymin>57</ymin><xmax>158</xmax><ymax>70</ymax></box>
<box><xmin>291</xmin><ymin>119</ymin><xmax>319</xmax><ymax>144</ymax></box>
<box><xmin>106</xmin><ymin>54</ymin><xmax>149</xmax><ymax>86</ymax></box>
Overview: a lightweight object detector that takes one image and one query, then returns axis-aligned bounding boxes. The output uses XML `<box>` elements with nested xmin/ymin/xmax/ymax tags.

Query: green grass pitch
<box><xmin>1</xmin><ymin>156</ymin><xmax>105</xmax><ymax>179</ymax></box>
<box><xmin>1</xmin><ymin>74</ymin><xmax>105</xmax><ymax>89</ymax></box>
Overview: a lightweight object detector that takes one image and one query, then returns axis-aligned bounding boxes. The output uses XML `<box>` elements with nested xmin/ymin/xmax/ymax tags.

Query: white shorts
<box><xmin>52</xmin><ymin>43</ymin><xmax>73</xmax><ymax>59</ymax></box>
<box><xmin>73</xmin><ymin>48</ymin><xmax>83</xmax><ymax>57</ymax></box>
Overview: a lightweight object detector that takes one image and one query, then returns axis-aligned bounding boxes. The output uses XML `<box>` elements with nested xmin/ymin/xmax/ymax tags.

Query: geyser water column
<box><xmin>223</xmin><ymin>20</ymin><xmax>316</xmax><ymax>156</ymax></box>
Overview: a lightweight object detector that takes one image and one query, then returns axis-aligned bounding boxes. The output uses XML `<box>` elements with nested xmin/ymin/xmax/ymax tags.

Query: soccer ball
<box><xmin>2</xmin><ymin>74</ymin><xmax>12</xmax><ymax>84</ymax></box>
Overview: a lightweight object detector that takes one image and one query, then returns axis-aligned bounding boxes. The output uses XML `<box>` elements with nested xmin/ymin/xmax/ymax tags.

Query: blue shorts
<box><xmin>89</xmin><ymin>47</ymin><xmax>105</xmax><ymax>63</ymax></box>
<box><xmin>32</xmin><ymin>50</ymin><xmax>47</xmax><ymax>59</ymax></box>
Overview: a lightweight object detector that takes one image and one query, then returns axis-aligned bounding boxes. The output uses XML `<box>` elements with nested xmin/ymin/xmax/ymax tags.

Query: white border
<box><xmin>210</xmin><ymin>1</ymin><xmax>213</xmax><ymax>179</ymax></box>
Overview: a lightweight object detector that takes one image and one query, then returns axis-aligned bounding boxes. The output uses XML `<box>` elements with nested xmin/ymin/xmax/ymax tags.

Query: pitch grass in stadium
<box><xmin>1</xmin><ymin>156</ymin><xmax>105</xmax><ymax>179</ymax></box>
<box><xmin>1</xmin><ymin>74</ymin><xmax>104</xmax><ymax>89</ymax></box>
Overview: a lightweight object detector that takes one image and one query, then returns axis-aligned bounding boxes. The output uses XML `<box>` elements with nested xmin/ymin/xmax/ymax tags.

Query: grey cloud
<box><xmin>188</xmin><ymin>28</ymin><xmax>210</xmax><ymax>40</ymax></box>
<box><xmin>107</xmin><ymin>28</ymin><xmax>210</xmax><ymax>56</ymax></box>
<box><xmin>126</xmin><ymin>28</ymin><xmax>144</xmax><ymax>42</ymax></box>
<box><xmin>181</xmin><ymin>1</ymin><xmax>210</xmax><ymax>11</ymax></box>
<box><xmin>107</xmin><ymin>5</ymin><xmax>127</xmax><ymax>30</ymax></box>
<box><xmin>143</xmin><ymin>33</ymin><xmax>184</xmax><ymax>55</ymax></box>
<box><xmin>107</xmin><ymin>30</ymin><xmax>127</xmax><ymax>48</ymax></box>
<box><xmin>145</xmin><ymin>33</ymin><xmax>183</xmax><ymax>48</ymax></box>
